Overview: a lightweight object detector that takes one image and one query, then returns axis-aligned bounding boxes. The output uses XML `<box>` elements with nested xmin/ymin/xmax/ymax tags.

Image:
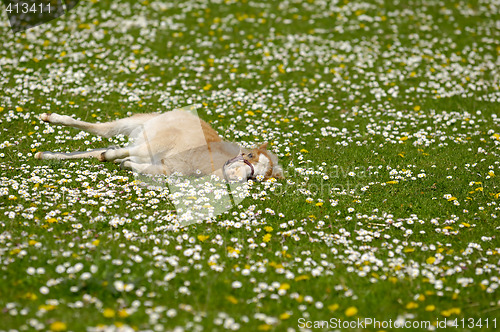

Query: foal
<box><xmin>35</xmin><ymin>109</ymin><xmax>284</xmax><ymax>182</ymax></box>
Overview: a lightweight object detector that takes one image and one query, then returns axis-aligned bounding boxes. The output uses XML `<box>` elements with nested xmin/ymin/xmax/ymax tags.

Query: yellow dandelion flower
<box><xmin>226</xmin><ymin>295</ymin><xmax>238</xmax><ymax>304</ymax></box>
<box><xmin>49</xmin><ymin>321</ymin><xmax>67</xmax><ymax>331</ymax></box>
<box><xmin>295</xmin><ymin>275</ymin><xmax>310</xmax><ymax>281</ymax></box>
<box><xmin>39</xmin><ymin>304</ymin><xmax>57</xmax><ymax>311</ymax></box>
<box><xmin>226</xmin><ymin>246</ymin><xmax>240</xmax><ymax>254</ymax></box>
<box><xmin>279</xmin><ymin>312</ymin><xmax>291</xmax><ymax>320</ymax></box>
<box><xmin>279</xmin><ymin>283</ymin><xmax>290</xmax><ymax>291</ymax></box>
<box><xmin>118</xmin><ymin>309</ymin><xmax>129</xmax><ymax>318</ymax></box>
<box><xmin>328</xmin><ymin>304</ymin><xmax>339</xmax><ymax>311</ymax></box>
<box><xmin>441</xmin><ymin>310</ymin><xmax>451</xmax><ymax>317</ymax></box>
<box><xmin>263</xmin><ymin>234</ymin><xmax>272</xmax><ymax>242</ymax></box>
<box><xmin>103</xmin><ymin>308</ymin><xmax>115</xmax><ymax>318</ymax></box>
<box><xmin>406</xmin><ymin>302</ymin><xmax>419</xmax><ymax>309</ymax></box>
<box><xmin>197</xmin><ymin>235</ymin><xmax>209</xmax><ymax>242</ymax></box>
<box><xmin>345</xmin><ymin>306</ymin><xmax>358</xmax><ymax>317</ymax></box>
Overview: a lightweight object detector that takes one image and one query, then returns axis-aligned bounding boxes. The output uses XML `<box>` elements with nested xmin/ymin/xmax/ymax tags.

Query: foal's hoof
<box><xmin>119</xmin><ymin>158</ymin><xmax>131</xmax><ymax>170</ymax></box>
<box><xmin>40</xmin><ymin>113</ymin><xmax>51</xmax><ymax>122</ymax></box>
<box><xmin>98</xmin><ymin>152</ymin><xmax>107</xmax><ymax>162</ymax></box>
<box><xmin>34</xmin><ymin>152</ymin><xmax>43</xmax><ymax>159</ymax></box>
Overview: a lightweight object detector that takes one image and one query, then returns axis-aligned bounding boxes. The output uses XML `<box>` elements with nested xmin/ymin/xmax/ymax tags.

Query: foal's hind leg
<box><xmin>40</xmin><ymin>113</ymin><xmax>157</xmax><ymax>138</ymax></box>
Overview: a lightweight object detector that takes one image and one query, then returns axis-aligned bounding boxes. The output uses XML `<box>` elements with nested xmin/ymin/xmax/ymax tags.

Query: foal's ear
<box><xmin>258</xmin><ymin>142</ymin><xmax>269</xmax><ymax>150</ymax></box>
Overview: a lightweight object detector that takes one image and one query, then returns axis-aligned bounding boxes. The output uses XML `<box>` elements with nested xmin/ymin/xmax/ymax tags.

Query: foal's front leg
<box><xmin>35</xmin><ymin>142</ymin><xmax>147</xmax><ymax>163</ymax></box>
<box><xmin>35</xmin><ymin>145</ymin><xmax>136</xmax><ymax>162</ymax></box>
<box><xmin>98</xmin><ymin>143</ymin><xmax>157</xmax><ymax>163</ymax></box>
<box><xmin>97</xmin><ymin>147</ymin><xmax>131</xmax><ymax>162</ymax></box>
<box><xmin>35</xmin><ymin>145</ymin><xmax>135</xmax><ymax>163</ymax></box>
<box><xmin>120</xmin><ymin>158</ymin><xmax>169</xmax><ymax>175</ymax></box>
<box><xmin>35</xmin><ymin>148</ymin><xmax>110</xmax><ymax>160</ymax></box>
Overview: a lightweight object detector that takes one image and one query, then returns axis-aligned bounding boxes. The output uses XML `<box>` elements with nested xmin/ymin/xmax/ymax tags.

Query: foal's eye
<box><xmin>247</xmin><ymin>153</ymin><xmax>254</xmax><ymax>159</ymax></box>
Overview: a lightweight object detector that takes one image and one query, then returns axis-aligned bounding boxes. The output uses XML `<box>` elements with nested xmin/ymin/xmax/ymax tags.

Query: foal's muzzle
<box><xmin>222</xmin><ymin>155</ymin><xmax>255</xmax><ymax>182</ymax></box>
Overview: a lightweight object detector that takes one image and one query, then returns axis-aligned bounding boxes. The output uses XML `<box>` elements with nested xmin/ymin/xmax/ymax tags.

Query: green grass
<box><xmin>1</xmin><ymin>0</ymin><xmax>499</xmax><ymax>331</ymax></box>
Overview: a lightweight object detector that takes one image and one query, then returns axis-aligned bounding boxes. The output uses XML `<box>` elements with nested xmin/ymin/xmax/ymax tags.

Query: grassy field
<box><xmin>1</xmin><ymin>0</ymin><xmax>499</xmax><ymax>331</ymax></box>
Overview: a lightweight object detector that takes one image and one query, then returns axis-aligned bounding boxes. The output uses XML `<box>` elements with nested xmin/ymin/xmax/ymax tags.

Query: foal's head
<box><xmin>223</xmin><ymin>143</ymin><xmax>284</xmax><ymax>182</ymax></box>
